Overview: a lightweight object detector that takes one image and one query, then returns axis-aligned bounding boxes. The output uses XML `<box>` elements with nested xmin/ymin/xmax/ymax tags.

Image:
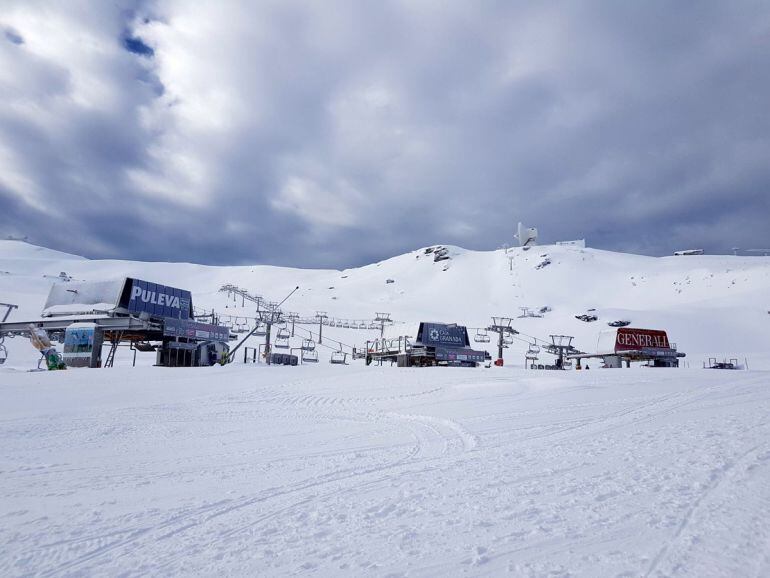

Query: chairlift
<box><xmin>276</xmin><ymin>327</ymin><xmax>290</xmax><ymax>340</ymax></box>
<box><xmin>330</xmin><ymin>351</ymin><xmax>347</xmax><ymax>365</ymax></box>
<box><xmin>0</xmin><ymin>340</ymin><xmax>7</xmax><ymax>365</ymax></box>
<box><xmin>474</xmin><ymin>329</ymin><xmax>490</xmax><ymax>343</ymax></box>
<box><xmin>358</xmin><ymin>322</ymin><xmax>366</xmax><ymax>329</ymax></box>
<box><xmin>503</xmin><ymin>334</ymin><xmax>514</xmax><ymax>345</ymax></box>
<box><xmin>301</xmin><ymin>339</ymin><xmax>316</xmax><ymax>351</ymax></box>
<box><xmin>255</xmin><ymin>323</ymin><xmax>267</xmax><ymax>336</ymax></box>
<box><xmin>302</xmin><ymin>349</ymin><xmax>319</xmax><ymax>363</ymax></box>
<box><xmin>368</xmin><ymin>322</ymin><xmax>376</xmax><ymax>330</ymax></box>
<box><xmin>343</xmin><ymin>322</ymin><xmax>350</xmax><ymax>328</ymax></box>
<box><xmin>527</xmin><ymin>344</ymin><xmax>541</xmax><ymax>355</ymax></box>
<box><xmin>274</xmin><ymin>336</ymin><xmax>290</xmax><ymax>349</ymax></box>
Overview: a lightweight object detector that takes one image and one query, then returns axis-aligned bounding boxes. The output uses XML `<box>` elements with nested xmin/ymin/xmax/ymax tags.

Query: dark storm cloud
<box><xmin>0</xmin><ymin>0</ymin><xmax>769</xmax><ymax>267</ymax></box>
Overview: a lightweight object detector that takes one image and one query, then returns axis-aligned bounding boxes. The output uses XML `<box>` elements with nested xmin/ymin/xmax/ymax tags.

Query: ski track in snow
<box><xmin>1</xmin><ymin>366</ymin><xmax>769</xmax><ymax>576</ymax></box>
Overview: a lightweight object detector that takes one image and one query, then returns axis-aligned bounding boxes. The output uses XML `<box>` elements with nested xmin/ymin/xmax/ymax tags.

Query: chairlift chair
<box><xmin>358</xmin><ymin>322</ymin><xmax>366</xmax><ymax>329</ymax></box>
<box><xmin>302</xmin><ymin>349</ymin><xmax>318</xmax><ymax>363</ymax></box>
<box><xmin>503</xmin><ymin>334</ymin><xmax>514</xmax><ymax>345</ymax></box>
<box><xmin>527</xmin><ymin>344</ymin><xmax>541</xmax><ymax>355</ymax></box>
<box><xmin>301</xmin><ymin>339</ymin><xmax>316</xmax><ymax>351</ymax></box>
<box><xmin>330</xmin><ymin>351</ymin><xmax>347</xmax><ymax>364</ymax></box>
<box><xmin>274</xmin><ymin>336</ymin><xmax>290</xmax><ymax>349</ymax></box>
<box><xmin>343</xmin><ymin>322</ymin><xmax>350</xmax><ymax>328</ymax></box>
<box><xmin>276</xmin><ymin>327</ymin><xmax>290</xmax><ymax>340</ymax></box>
<box><xmin>255</xmin><ymin>323</ymin><xmax>267</xmax><ymax>336</ymax></box>
<box><xmin>474</xmin><ymin>329</ymin><xmax>491</xmax><ymax>343</ymax></box>
<box><xmin>0</xmin><ymin>339</ymin><xmax>7</xmax><ymax>365</ymax></box>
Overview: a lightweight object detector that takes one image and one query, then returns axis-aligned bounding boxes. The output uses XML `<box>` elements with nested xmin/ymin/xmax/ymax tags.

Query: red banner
<box><xmin>615</xmin><ymin>328</ymin><xmax>670</xmax><ymax>351</ymax></box>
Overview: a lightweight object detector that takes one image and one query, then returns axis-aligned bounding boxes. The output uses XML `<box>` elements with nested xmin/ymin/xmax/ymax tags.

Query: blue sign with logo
<box><xmin>127</xmin><ymin>279</ymin><xmax>192</xmax><ymax>319</ymax></box>
<box><xmin>418</xmin><ymin>323</ymin><xmax>469</xmax><ymax>348</ymax></box>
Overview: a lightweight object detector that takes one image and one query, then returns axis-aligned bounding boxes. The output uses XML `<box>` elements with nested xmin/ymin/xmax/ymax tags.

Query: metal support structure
<box><xmin>224</xmin><ymin>286</ymin><xmax>299</xmax><ymax>365</ymax></box>
<box><xmin>104</xmin><ymin>331</ymin><xmax>123</xmax><ymax>368</ymax></box>
<box><xmin>375</xmin><ymin>312</ymin><xmax>392</xmax><ymax>339</ymax></box>
<box><xmin>547</xmin><ymin>335</ymin><xmax>577</xmax><ymax>369</ymax></box>
<box><xmin>316</xmin><ymin>311</ymin><xmax>328</xmax><ymax>344</ymax></box>
<box><xmin>218</xmin><ymin>284</ymin><xmax>264</xmax><ymax>309</ymax></box>
<box><xmin>287</xmin><ymin>312</ymin><xmax>299</xmax><ymax>337</ymax></box>
<box><xmin>487</xmin><ymin>316</ymin><xmax>518</xmax><ymax>363</ymax></box>
<box><xmin>0</xmin><ymin>302</ymin><xmax>18</xmax><ymax>323</ymax></box>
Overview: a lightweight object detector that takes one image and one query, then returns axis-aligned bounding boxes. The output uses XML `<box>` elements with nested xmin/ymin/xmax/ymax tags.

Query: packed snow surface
<box><xmin>1</xmin><ymin>240</ymin><xmax>770</xmax><ymax>575</ymax></box>
<box><xmin>1</xmin><ymin>365</ymin><xmax>769</xmax><ymax>576</ymax></box>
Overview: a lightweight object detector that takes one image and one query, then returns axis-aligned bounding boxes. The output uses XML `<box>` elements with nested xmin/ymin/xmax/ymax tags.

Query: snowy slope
<box><xmin>1</xmin><ymin>240</ymin><xmax>768</xmax><ymax>368</ymax></box>
<box><xmin>1</xmin><ymin>241</ymin><xmax>770</xmax><ymax>576</ymax></box>
<box><xmin>1</xmin><ymin>364</ymin><xmax>769</xmax><ymax>576</ymax></box>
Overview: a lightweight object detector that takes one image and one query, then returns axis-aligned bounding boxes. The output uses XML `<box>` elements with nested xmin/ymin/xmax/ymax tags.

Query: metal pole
<box><xmin>277</xmin><ymin>286</ymin><xmax>300</xmax><ymax>308</ymax></box>
<box><xmin>265</xmin><ymin>322</ymin><xmax>272</xmax><ymax>365</ymax></box>
<box><xmin>0</xmin><ymin>303</ymin><xmax>19</xmax><ymax>323</ymax></box>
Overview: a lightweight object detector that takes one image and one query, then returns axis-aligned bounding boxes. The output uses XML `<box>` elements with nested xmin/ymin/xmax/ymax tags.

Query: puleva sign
<box><xmin>126</xmin><ymin>278</ymin><xmax>191</xmax><ymax>319</ymax></box>
<box><xmin>615</xmin><ymin>328</ymin><xmax>670</xmax><ymax>351</ymax></box>
<box><xmin>131</xmin><ymin>285</ymin><xmax>181</xmax><ymax>308</ymax></box>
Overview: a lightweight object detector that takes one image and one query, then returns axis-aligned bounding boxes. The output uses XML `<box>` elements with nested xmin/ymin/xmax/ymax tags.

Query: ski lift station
<box><xmin>366</xmin><ymin>322</ymin><xmax>488</xmax><ymax>367</ymax></box>
<box><xmin>0</xmin><ymin>278</ymin><xmax>230</xmax><ymax>368</ymax></box>
<box><xmin>568</xmin><ymin>327</ymin><xmax>686</xmax><ymax>368</ymax></box>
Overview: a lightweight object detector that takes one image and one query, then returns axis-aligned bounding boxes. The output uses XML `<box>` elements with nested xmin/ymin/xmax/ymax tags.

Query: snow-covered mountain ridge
<box><xmin>1</xmin><ymin>239</ymin><xmax>768</xmax><ymax>365</ymax></box>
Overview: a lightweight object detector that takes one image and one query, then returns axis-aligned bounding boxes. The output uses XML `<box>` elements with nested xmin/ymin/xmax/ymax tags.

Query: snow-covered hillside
<box><xmin>1</xmin><ymin>239</ymin><xmax>768</xmax><ymax>368</ymax></box>
<box><xmin>1</xmin><ymin>240</ymin><xmax>769</xmax><ymax>576</ymax></box>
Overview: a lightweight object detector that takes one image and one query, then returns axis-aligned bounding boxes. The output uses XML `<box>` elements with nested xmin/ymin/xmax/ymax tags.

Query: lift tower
<box><xmin>315</xmin><ymin>311</ymin><xmax>328</xmax><ymax>344</ymax></box>
<box><xmin>487</xmin><ymin>316</ymin><xmax>518</xmax><ymax>364</ymax></box>
<box><xmin>546</xmin><ymin>335</ymin><xmax>578</xmax><ymax>369</ymax></box>
<box><xmin>375</xmin><ymin>312</ymin><xmax>392</xmax><ymax>338</ymax></box>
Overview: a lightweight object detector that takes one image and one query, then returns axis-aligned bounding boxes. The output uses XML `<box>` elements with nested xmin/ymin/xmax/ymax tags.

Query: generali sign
<box><xmin>615</xmin><ymin>328</ymin><xmax>670</xmax><ymax>351</ymax></box>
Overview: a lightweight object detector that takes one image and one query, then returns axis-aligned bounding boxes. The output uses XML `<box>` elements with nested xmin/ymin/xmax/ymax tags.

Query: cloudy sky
<box><xmin>1</xmin><ymin>1</ymin><xmax>768</xmax><ymax>267</ymax></box>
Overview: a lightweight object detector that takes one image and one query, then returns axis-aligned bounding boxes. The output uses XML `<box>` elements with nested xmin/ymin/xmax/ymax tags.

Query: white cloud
<box><xmin>0</xmin><ymin>0</ymin><xmax>768</xmax><ymax>265</ymax></box>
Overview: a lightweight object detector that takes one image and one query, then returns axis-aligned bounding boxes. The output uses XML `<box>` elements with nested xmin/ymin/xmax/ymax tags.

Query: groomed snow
<box><xmin>1</xmin><ymin>240</ymin><xmax>769</xmax><ymax>575</ymax></box>
<box><xmin>1</xmin><ymin>364</ymin><xmax>768</xmax><ymax>576</ymax></box>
